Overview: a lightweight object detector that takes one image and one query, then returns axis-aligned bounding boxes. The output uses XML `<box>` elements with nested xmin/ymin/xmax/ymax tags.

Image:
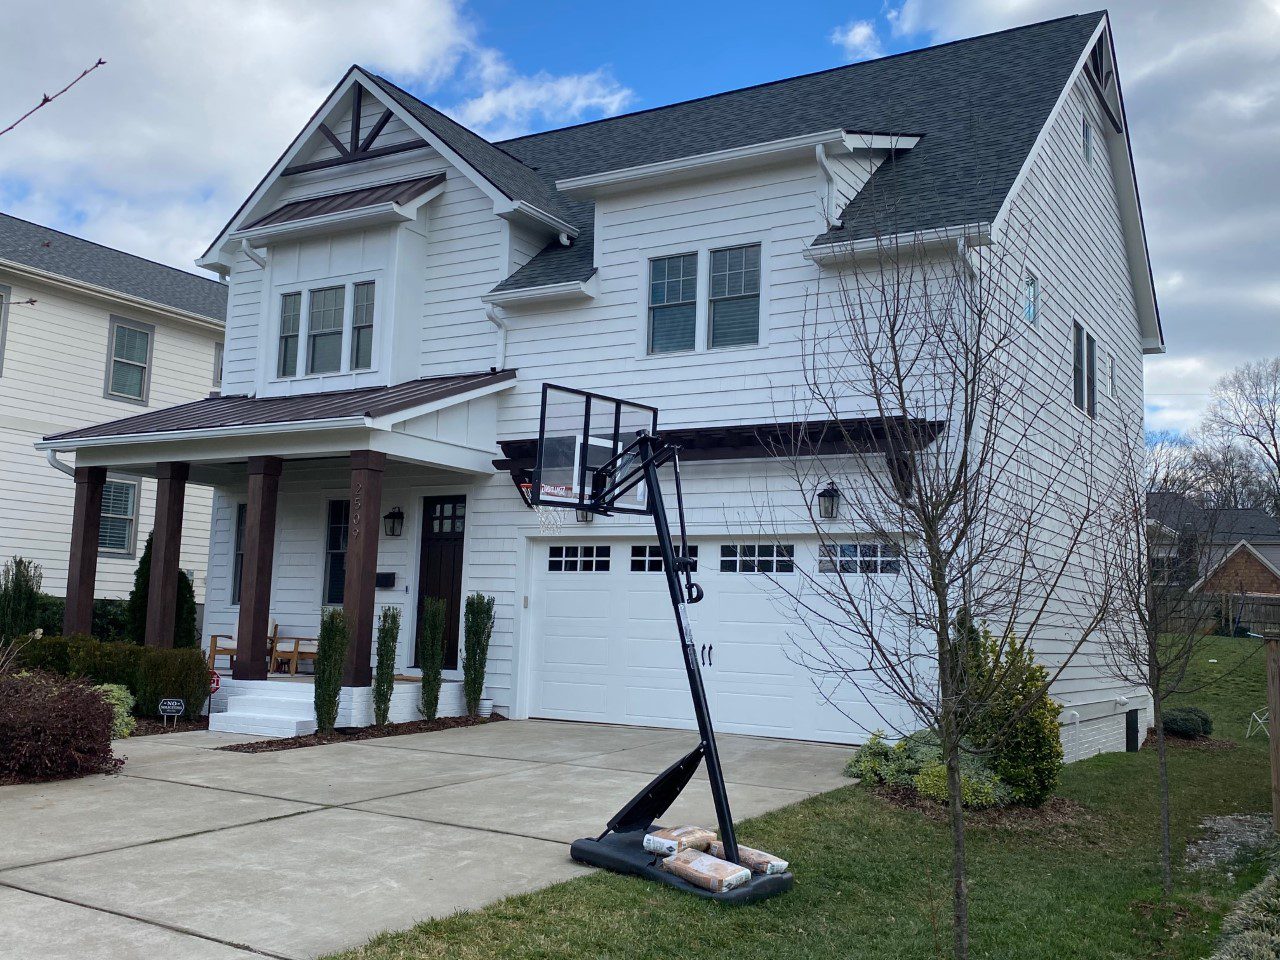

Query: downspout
<box><xmin>484</xmin><ymin>303</ymin><xmax>508</xmax><ymax>370</ymax></box>
<box><xmin>814</xmin><ymin>144</ymin><xmax>841</xmax><ymax>229</ymax></box>
<box><xmin>240</xmin><ymin>239</ymin><xmax>267</xmax><ymax>269</ymax></box>
<box><xmin>46</xmin><ymin>449</ymin><xmax>75</xmax><ymax>478</ymax></box>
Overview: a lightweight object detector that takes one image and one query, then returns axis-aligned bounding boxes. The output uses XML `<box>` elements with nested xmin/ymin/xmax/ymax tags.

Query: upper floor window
<box><xmin>213</xmin><ymin>341</ymin><xmax>224</xmax><ymax>388</ymax></box>
<box><xmin>709</xmin><ymin>244</ymin><xmax>761</xmax><ymax>348</ymax></box>
<box><xmin>275</xmin><ymin>280</ymin><xmax>377</xmax><ymax>380</ymax></box>
<box><xmin>100</xmin><ymin>479</ymin><xmax>138</xmax><ymax>556</ymax></box>
<box><xmin>105</xmin><ymin>317</ymin><xmax>153</xmax><ymax>404</ymax></box>
<box><xmin>1082</xmin><ymin>118</ymin><xmax>1094</xmax><ymax>166</ymax></box>
<box><xmin>1023</xmin><ymin>273</ymin><xmax>1039</xmax><ymax>326</ymax></box>
<box><xmin>1072</xmin><ymin>321</ymin><xmax>1097</xmax><ymax>418</ymax></box>
<box><xmin>648</xmin><ymin>254</ymin><xmax>697</xmax><ymax>354</ymax></box>
<box><xmin>278</xmin><ymin>293</ymin><xmax>301</xmax><ymax>377</ymax></box>
<box><xmin>351</xmin><ymin>281</ymin><xmax>375</xmax><ymax>370</ymax></box>
<box><xmin>307</xmin><ymin>286</ymin><xmax>345</xmax><ymax>375</ymax></box>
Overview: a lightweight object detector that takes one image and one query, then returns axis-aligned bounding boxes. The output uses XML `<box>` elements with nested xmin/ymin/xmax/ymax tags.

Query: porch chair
<box><xmin>1246</xmin><ymin>708</ymin><xmax>1270</xmax><ymax>739</ymax></box>
<box><xmin>269</xmin><ymin>624</ymin><xmax>320</xmax><ymax>675</ymax></box>
<box><xmin>207</xmin><ymin>631</ymin><xmax>238</xmax><ymax>671</ymax></box>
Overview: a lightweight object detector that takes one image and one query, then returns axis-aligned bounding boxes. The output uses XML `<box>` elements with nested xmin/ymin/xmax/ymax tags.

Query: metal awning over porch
<box><xmin>37</xmin><ymin>369</ymin><xmax>516</xmax><ymax>479</ymax></box>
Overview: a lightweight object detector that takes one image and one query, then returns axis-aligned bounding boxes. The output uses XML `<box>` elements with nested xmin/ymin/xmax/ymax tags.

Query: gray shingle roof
<box><xmin>0</xmin><ymin>213</ymin><xmax>227</xmax><ymax>321</ymax></box>
<box><xmin>245</xmin><ymin>173</ymin><xmax>444</xmax><ymax>229</ymax></box>
<box><xmin>45</xmin><ymin>370</ymin><xmax>516</xmax><ymax>442</ymax></box>
<box><xmin>1147</xmin><ymin>492</ymin><xmax>1280</xmax><ymax>544</ymax></box>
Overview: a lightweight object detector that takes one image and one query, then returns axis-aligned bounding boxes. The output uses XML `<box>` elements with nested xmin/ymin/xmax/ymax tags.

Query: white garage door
<box><xmin>529</xmin><ymin>538</ymin><xmax>896</xmax><ymax>744</ymax></box>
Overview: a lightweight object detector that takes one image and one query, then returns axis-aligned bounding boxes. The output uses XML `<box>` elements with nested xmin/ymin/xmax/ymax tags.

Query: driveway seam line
<box><xmin>0</xmin><ymin>879</ymin><xmax>296</xmax><ymax>959</ymax></box>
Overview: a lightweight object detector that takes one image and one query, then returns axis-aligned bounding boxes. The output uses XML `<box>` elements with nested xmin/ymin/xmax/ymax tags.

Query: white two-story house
<box><xmin>1</xmin><ymin>214</ymin><xmax>225</xmax><ymax>609</ymax></box>
<box><xmin>38</xmin><ymin>12</ymin><xmax>1162</xmax><ymax>752</ymax></box>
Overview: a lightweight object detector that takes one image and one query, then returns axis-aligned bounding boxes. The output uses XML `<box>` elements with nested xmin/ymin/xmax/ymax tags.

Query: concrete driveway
<box><xmin>0</xmin><ymin>720</ymin><xmax>849</xmax><ymax>960</ymax></box>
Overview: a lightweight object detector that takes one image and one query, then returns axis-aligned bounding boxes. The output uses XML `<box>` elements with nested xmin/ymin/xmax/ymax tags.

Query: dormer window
<box><xmin>275</xmin><ymin>279</ymin><xmax>378</xmax><ymax>380</ymax></box>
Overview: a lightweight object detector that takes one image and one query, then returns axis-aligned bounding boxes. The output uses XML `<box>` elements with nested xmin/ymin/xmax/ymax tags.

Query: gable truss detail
<box><xmin>283</xmin><ymin>82</ymin><xmax>429</xmax><ymax>176</ymax></box>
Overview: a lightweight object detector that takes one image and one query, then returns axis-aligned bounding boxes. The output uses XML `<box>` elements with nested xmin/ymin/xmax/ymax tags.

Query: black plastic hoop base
<box><xmin>570</xmin><ymin>829</ymin><xmax>794</xmax><ymax>904</ymax></box>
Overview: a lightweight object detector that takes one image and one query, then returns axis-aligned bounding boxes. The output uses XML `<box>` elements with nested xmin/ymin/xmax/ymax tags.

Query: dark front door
<box><xmin>416</xmin><ymin>495</ymin><xmax>466</xmax><ymax>670</ymax></box>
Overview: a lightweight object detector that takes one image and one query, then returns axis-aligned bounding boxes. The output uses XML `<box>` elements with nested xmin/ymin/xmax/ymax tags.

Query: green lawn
<box><xmin>329</xmin><ymin>637</ymin><xmax>1275</xmax><ymax>960</ymax></box>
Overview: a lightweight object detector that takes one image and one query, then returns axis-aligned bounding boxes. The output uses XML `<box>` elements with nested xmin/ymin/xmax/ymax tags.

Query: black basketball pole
<box><xmin>638</xmin><ymin>433</ymin><xmax>740</xmax><ymax>864</ymax></box>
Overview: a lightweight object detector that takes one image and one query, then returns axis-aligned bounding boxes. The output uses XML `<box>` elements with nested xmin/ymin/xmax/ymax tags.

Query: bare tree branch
<box><xmin>0</xmin><ymin>59</ymin><xmax>107</xmax><ymax>138</ymax></box>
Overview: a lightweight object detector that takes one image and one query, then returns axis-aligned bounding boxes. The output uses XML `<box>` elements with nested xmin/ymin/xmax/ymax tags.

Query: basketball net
<box><xmin>520</xmin><ymin>483</ymin><xmax>568</xmax><ymax>534</ymax></box>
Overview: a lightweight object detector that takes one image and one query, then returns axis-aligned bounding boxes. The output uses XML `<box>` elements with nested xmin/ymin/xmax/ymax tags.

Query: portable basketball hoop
<box><xmin>516</xmin><ymin>383</ymin><xmax>793</xmax><ymax>904</ymax></box>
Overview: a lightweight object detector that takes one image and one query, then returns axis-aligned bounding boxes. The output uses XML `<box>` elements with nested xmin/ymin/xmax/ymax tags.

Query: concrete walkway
<box><xmin>0</xmin><ymin>720</ymin><xmax>850</xmax><ymax>959</ymax></box>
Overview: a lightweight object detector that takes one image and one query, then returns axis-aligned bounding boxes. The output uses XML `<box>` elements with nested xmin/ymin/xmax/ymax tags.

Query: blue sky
<box><xmin>0</xmin><ymin>1</ymin><xmax>1276</xmax><ymax>434</ymax></box>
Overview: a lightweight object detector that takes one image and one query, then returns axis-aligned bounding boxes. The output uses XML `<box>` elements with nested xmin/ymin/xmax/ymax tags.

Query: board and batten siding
<box><xmin>0</xmin><ymin>272</ymin><xmax>220</xmax><ymax>601</ymax></box>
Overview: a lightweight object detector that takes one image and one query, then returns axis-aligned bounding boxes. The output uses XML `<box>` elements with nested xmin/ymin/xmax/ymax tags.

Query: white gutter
<box><xmin>480</xmin><ymin>273</ymin><xmax>599</xmax><ymax>308</ymax></box>
<box><xmin>36</xmin><ymin>414</ymin><xmax>374</xmax><ymax>453</ymax></box>
<box><xmin>45</xmin><ymin>449</ymin><xmax>75</xmax><ymax>478</ymax></box>
<box><xmin>803</xmin><ymin>223</ymin><xmax>991</xmax><ymax>263</ymax></box>
<box><xmin>484</xmin><ymin>304</ymin><xmax>508</xmax><ymax>369</ymax></box>
<box><xmin>493</xmin><ymin>199</ymin><xmax>579</xmax><ymax>240</ymax></box>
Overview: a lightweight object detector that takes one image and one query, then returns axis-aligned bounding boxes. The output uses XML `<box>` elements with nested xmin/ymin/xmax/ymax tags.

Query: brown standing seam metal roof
<box><xmin>244</xmin><ymin>173</ymin><xmax>446</xmax><ymax>230</ymax></box>
<box><xmin>45</xmin><ymin>370</ymin><xmax>515</xmax><ymax>443</ymax></box>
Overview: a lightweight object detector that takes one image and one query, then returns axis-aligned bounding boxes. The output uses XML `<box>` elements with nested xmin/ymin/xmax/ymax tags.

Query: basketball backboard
<box><xmin>532</xmin><ymin>384</ymin><xmax>658</xmax><ymax>515</ymax></box>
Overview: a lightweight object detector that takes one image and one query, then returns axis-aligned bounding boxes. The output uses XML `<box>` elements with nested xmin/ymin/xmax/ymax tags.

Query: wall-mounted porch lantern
<box><xmin>575</xmin><ymin>509</ymin><xmax>594</xmax><ymax>524</ymax></box>
<box><xmin>817</xmin><ymin>481</ymin><xmax>842</xmax><ymax>520</ymax></box>
<box><xmin>382</xmin><ymin>506</ymin><xmax>405</xmax><ymax>537</ymax></box>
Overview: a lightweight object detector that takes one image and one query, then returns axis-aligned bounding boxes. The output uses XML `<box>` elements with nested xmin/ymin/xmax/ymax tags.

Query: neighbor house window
<box><xmin>819</xmin><ymin>543</ymin><xmax>901</xmax><ymax>574</ymax></box>
<box><xmin>709</xmin><ymin>244</ymin><xmax>761</xmax><ymax>348</ymax></box>
<box><xmin>323</xmin><ymin>499</ymin><xmax>350</xmax><ymax>605</ymax></box>
<box><xmin>648</xmin><ymin>253</ymin><xmax>697</xmax><ymax>353</ymax></box>
<box><xmin>548</xmin><ymin>544</ymin><xmax>610</xmax><ymax>572</ymax></box>
<box><xmin>105</xmin><ymin>317</ymin><xmax>153</xmax><ymax>403</ymax></box>
<box><xmin>1072</xmin><ymin>322</ymin><xmax>1098</xmax><ymax>417</ymax></box>
<box><xmin>231</xmin><ymin>503</ymin><xmax>247</xmax><ymax>605</ymax></box>
<box><xmin>278</xmin><ymin>292</ymin><xmax>301</xmax><ymax>377</ymax></box>
<box><xmin>100</xmin><ymin>479</ymin><xmax>138</xmax><ymax>555</ymax></box>
<box><xmin>350</xmin><ymin>281</ymin><xmax>375</xmax><ymax>370</ymax></box>
<box><xmin>630</xmin><ymin>544</ymin><xmax>698</xmax><ymax>573</ymax></box>
<box><xmin>307</xmin><ymin>286</ymin><xmax>345</xmax><ymax>375</ymax></box>
<box><xmin>213</xmin><ymin>341</ymin><xmax>224</xmax><ymax>388</ymax></box>
<box><xmin>720</xmin><ymin>544</ymin><xmax>794</xmax><ymax>574</ymax></box>
<box><xmin>1082</xmin><ymin>118</ymin><xmax>1094</xmax><ymax>165</ymax></box>
<box><xmin>1023</xmin><ymin>273</ymin><xmax>1039</xmax><ymax>326</ymax></box>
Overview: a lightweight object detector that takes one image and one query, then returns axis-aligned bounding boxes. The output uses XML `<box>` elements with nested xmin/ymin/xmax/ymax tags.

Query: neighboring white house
<box><xmin>38</xmin><ymin>12</ymin><xmax>1162</xmax><ymax>755</ymax></box>
<box><xmin>0</xmin><ymin>214</ymin><xmax>226</xmax><ymax>604</ymax></box>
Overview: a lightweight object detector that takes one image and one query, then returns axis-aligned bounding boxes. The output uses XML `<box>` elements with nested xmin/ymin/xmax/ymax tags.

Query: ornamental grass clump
<box><xmin>314</xmin><ymin>608</ymin><xmax>348</xmax><ymax>733</ymax></box>
<box><xmin>463</xmin><ymin>592</ymin><xmax>494</xmax><ymax>716</ymax></box>
<box><xmin>418</xmin><ymin>597</ymin><xmax>446</xmax><ymax>721</ymax></box>
<box><xmin>373</xmin><ymin>606</ymin><xmax>400</xmax><ymax>726</ymax></box>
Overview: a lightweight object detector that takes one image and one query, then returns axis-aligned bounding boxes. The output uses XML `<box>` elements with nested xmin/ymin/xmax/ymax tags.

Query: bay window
<box><xmin>274</xmin><ymin>280</ymin><xmax>378</xmax><ymax>380</ymax></box>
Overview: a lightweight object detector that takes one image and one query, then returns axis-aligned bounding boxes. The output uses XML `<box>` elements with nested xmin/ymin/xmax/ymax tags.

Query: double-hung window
<box><xmin>278</xmin><ymin>292</ymin><xmax>301</xmax><ymax>377</ymax></box>
<box><xmin>1072</xmin><ymin>322</ymin><xmax>1098</xmax><ymax>417</ymax></box>
<box><xmin>1023</xmin><ymin>273</ymin><xmax>1039</xmax><ymax>326</ymax></box>
<box><xmin>213</xmin><ymin>342</ymin><xmax>224</xmax><ymax>388</ymax></box>
<box><xmin>232</xmin><ymin>503</ymin><xmax>247</xmax><ymax>605</ymax></box>
<box><xmin>350</xmin><ymin>281</ymin><xmax>375</xmax><ymax>370</ymax></box>
<box><xmin>100</xmin><ymin>479</ymin><xmax>138</xmax><ymax>555</ymax></box>
<box><xmin>709</xmin><ymin>244</ymin><xmax>761</xmax><ymax>348</ymax></box>
<box><xmin>106</xmin><ymin>317</ymin><xmax>153</xmax><ymax>403</ymax></box>
<box><xmin>648</xmin><ymin>254</ymin><xmax>697</xmax><ymax>353</ymax></box>
<box><xmin>323</xmin><ymin>499</ymin><xmax>350</xmax><ymax>605</ymax></box>
<box><xmin>1082</xmin><ymin>118</ymin><xmax>1094</xmax><ymax>166</ymax></box>
<box><xmin>307</xmin><ymin>286</ymin><xmax>345</xmax><ymax>375</ymax></box>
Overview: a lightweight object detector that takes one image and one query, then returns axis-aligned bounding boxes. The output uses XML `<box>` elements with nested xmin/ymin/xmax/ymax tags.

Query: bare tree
<box><xmin>1099</xmin><ymin>429</ymin><xmax>1247</xmax><ymax>893</ymax></box>
<box><xmin>0</xmin><ymin>58</ymin><xmax>106</xmax><ymax>138</ymax></box>
<box><xmin>1183</xmin><ymin>432</ymin><xmax>1273</xmax><ymax>512</ymax></box>
<box><xmin>763</xmin><ymin>204</ymin><xmax>1118</xmax><ymax>958</ymax></box>
<box><xmin>1204</xmin><ymin>358</ymin><xmax>1280</xmax><ymax>510</ymax></box>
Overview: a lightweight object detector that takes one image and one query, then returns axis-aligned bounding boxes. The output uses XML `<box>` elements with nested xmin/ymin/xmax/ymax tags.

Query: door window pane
<box><xmin>324</xmin><ymin>499</ymin><xmax>350</xmax><ymax>605</ymax></box>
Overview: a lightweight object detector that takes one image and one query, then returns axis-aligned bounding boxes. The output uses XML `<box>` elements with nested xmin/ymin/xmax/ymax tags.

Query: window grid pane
<box><xmin>324</xmin><ymin>499</ymin><xmax>350</xmax><ymax>605</ymax></box>
<box><xmin>351</xmin><ymin>282</ymin><xmax>375</xmax><ymax>370</ymax></box>
<box><xmin>278</xmin><ymin>292</ymin><xmax>301</xmax><ymax>377</ymax></box>
<box><xmin>649</xmin><ymin>254</ymin><xmax>697</xmax><ymax>354</ymax></box>
<box><xmin>307</xmin><ymin>286</ymin><xmax>345</xmax><ymax>375</ymax></box>
<box><xmin>548</xmin><ymin>544</ymin><xmax>611</xmax><ymax>572</ymax></box>
<box><xmin>709</xmin><ymin>245</ymin><xmax>760</xmax><ymax>348</ymax></box>
<box><xmin>630</xmin><ymin>544</ymin><xmax>697</xmax><ymax>572</ymax></box>
<box><xmin>100</xmin><ymin>481</ymin><xmax>136</xmax><ymax>553</ymax></box>
<box><xmin>721</xmin><ymin>543</ymin><xmax>792</xmax><ymax>574</ymax></box>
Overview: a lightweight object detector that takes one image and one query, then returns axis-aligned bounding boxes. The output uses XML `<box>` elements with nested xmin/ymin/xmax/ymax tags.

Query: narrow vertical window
<box><xmin>0</xmin><ymin>282</ymin><xmax>12</xmax><ymax>378</ymax></box>
<box><xmin>100</xmin><ymin>479</ymin><xmax>138</xmax><ymax>555</ymax></box>
<box><xmin>648</xmin><ymin>253</ymin><xmax>697</xmax><ymax>353</ymax></box>
<box><xmin>1108</xmin><ymin>354</ymin><xmax>1117</xmax><ymax>399</ymax></box>
<box><xmin>709</xmin><ymin>244</ymin><xmax>761</xmax><ymax>348</ymax></box>
<box><xmin>231</xmin><ymin>503</ymin><xmax>247</xmax><ymax>605</ymax></box>
<box><xmin>106</xmin><ymin>318</ymin><xmax>152</xmax><ymax>402</ymax></box>
<box><xmin>278</xmin><ymin>292</ymin><xmax>301</xmax><ymax>377</ymax></box>
<box><xmin>1023</xmin><ymin>273</ymin><xmax>1039</xmax><ymax>326</ymax></box>
<box><xmin>1082</xmin><ymin>118</ymin><xmax>1094</xmax><ymax>165</ymax></box>
<box><xmin>213</xmin><ymin>341</ymin><xmax>224</xmax><ymax>388</ymax></box>
<box><xmin>323</xmin><ymin>499</ymin><xmax>350</xmax><ymax>605</ymax></box>
<box><xmin>350</xmin><ymin>281</ymin><xmax>375</xmax><ymax>370</ymax></box>
<box><xmin>1086</xmin><ymin>332</ymin><xmax>1097</xmax><ymax>418</ymax></box>
<box><xmin>307</xmin><ymin>285</ymin><xmax>345</xmax><ymax>375</ymax></box>
<box><xmin>1072</xmin><ymin>322</ymin><xmax>1085</xmax><ymax>411</ymax></box>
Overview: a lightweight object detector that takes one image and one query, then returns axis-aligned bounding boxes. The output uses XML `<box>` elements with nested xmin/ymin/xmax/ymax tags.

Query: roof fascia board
<box><xmin>805</xmin><ymin>223</ymin><xmax>991</xmax><ymax>263</ymax></box>
<box><xmin>480</xmin><ymin>273</ymin><xmax>598</xmax><ymax>307</ymax></box>
<box><xmin>0</xmin><ymin>258</ymin><xmax>224</xmax><ymax>333</ymax></box>
<box><xmin>366</xmin><ymin>375</ymin><xmax>517</xmax><ymax>431</ymax></box>
<box><xmin>228</xmin><ymin>184</ymin><xmax>445</xmax><ymax>246</ymax></box>
<box><xmin>840</xmin><ymin>132</ymin><xmax>922</xmax><ymax>152</ymax></box>
<box><xmin>492</xmin><ymin>199</ymin><xmax>578</xmax><ymax>239</ymax></box>
<box><xmin>36</xmin><ymin>414</ymin><xmax>373</xmax><ymax>452</ymax></box>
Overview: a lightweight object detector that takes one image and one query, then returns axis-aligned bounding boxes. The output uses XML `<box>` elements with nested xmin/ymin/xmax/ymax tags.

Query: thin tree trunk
<box><xmin>1152</xmin><ymin>695</ymin><xmax>1173</xmax><ymax>894</ymax></box>
<box><xmin>946</xmin><ymin>740</ymin><xmax>970</xmax><ymax>960</ymax></box>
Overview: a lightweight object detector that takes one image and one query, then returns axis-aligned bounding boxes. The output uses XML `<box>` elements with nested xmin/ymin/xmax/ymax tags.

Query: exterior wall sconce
<box><xmin>382</xmin><ymin>506</ymin><xmax>405</xmax><ymax>537</ymax></box>
<box><xmin>575</xmin><ymin>509</ymin><xmax>594</xmax><ymax>523</ymax></box>
<box><xmin>817</xmin><ymin>481</ymin><xmax>842</xmax><ymax>520</ymax></box>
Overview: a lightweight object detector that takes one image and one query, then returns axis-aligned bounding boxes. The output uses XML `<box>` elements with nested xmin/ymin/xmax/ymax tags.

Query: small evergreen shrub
<box><xmin>373</xmin><ymin>606</ymin><xmax>400</xmax><ymax>726</ymax></box>
<box><xmin>463</xmin><ymin>592</ymin><xmax>495</xmax><ymax>716</ymax></box>
<box><xmin>18</xmin><ymin>634</ymin><xmax>72</xmax><ymax>674</ymax></box>
<box><xmin>418</xmin><ymin>597</ymin><xmax>447</xmax><ymax>721</ymax></box>
<box><xmin>124</xmin><ymin>534</ymin><xmax>199</xmax><ymax>647</ymax></box>
<box><xmin>1163</xmin><ymin>706</ymin><xmax>1214</xmax><ymax>739</ymax></box>
<box><xmin>314</xmin><ymin>608</ymin><xmax>348</xmax><ymax>733</ymax></box>
<box><xmin>34</xmin><ymin>595</ymin><xmax>129</xmax><ymax>644</ymax></box>
<box><xmin>133</xmin><ymin>647</ymin><xmax>210</xmax><ymax>719</ymax></box>
<box><xmin>0</xmin><ymin>672</ymin><xmax>119</xmax><ymax>781</ymax></box>
<box><xmin>0</xmin><ymin>557</ymin><xmax>44</xmax><ymax>640</ymax></box>
<box><xmin>847</xmin><ymin>730</ymin><xmax>1012</xmax><ymax>809</ymax></box>
<box><xmin>69</xmin><ymin>638</ymin><xmax>140</xmax><ymax>688</ymax></box>
<box><xmin>95</xmin><ymin>683</ymin><xmax>137</xmax><ymax>738</ymax></box>
<box><xmin>914</xmin><ymin>761</ymin><xmax>1010</xmax><ymax>809</ymax></box>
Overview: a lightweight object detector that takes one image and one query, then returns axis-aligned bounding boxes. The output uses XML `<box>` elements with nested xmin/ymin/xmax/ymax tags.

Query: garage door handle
<box><xmin>699</xmin><ymin>644</ymin><xmax>706</xmax><ymax>666</ymax></box>
<box><xmin>707</xmin><ymin>644</ymin><xmax>713</xmax><ymax>666</ymax></box>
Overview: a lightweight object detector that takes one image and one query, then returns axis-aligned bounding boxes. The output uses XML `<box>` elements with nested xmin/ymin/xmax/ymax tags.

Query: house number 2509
<box><xmin>351</xmin><ymin>480</ymin><xmax>363</xmax><ymax>538</ymax></box>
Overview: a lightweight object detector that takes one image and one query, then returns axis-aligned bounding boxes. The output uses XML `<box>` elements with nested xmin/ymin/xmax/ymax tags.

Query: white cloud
<box><xmin>830</xmin><ymin>20</ymin><xmax>884</xmax><ymax>61</ymax></box>
<box><xmin>0</xmin><ymin>0</ymin><xmax>633</xmax><ymax>270</ymax></box>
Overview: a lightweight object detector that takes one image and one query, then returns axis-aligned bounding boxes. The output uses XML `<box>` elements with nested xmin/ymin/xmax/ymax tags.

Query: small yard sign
<box><xmin>159</xmin><ymin>698</ymin><xmax>185</xmax><ymax>727</ymax></box>
<box><xmin>209</xmin><ymin>670</ymin><xmax>221</xmax><ymax>694</ymax></box>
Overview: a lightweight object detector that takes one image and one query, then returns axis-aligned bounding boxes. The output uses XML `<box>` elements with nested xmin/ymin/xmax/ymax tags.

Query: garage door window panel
<box><xmin>630</xmin><ymin>544</ymin><xmax>697</xmax><ymax>572</ymax></box>
<box><xmin>819</xmin><ymin>542</ymin><xmax>901</xmax><ymax>574</ymax></box>
<box><xmin>720</xmin><ymin>544</ymin><xmax>793</xmax><ymax>574</ymax></box>
<box><xmin>548</xmin><ymin>544</ymin><xmax>610</xmax><ymax>572</ymax></box>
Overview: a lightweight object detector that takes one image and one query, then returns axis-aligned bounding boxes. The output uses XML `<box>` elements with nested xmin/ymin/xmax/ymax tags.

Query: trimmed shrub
<box><xmin>0</xmin><ymin>557</ymin><xmax>43</xmax><ymax>640</ymax></box>
<box><xmin>125</xmin><ymin>533</ymin><xmax>199</xmax><ymax>648</ymax></box>
<box><xmin>35</xmin><ymin>596</ymin><xmax>131</xmax><ymax>645</ymax></box>
<box><xmin>964</xmin><ymin>620</ymin><xmax>1063</xmax><ymax>806</ymax></box>
<box><xmin>847</xmin><ymin>729</ymin><xmax>1012</xmax><ymax>809</ymax></box>
<box><xmin>0</xmin><ymin>672</ymin><xmax>119</xmax><ymax>781</ymax></box>
<box><xmin>18</xmin><ymin>633</ymin><xmax>72</xmax><ymax>674</ymax></box>
<box><xmin>69</xmin><ymin>638</ymin><xmax>140</xmax><ymax>689</ymax></box>
<box><xmin>373</xmin><ymin>606</ymin><xmax>401</xmax><ymax>726</ymax></box>
<box><xmin>1164</xmin><ymin>706</ymin><xmax>1214</xmax><ymax>739</ymax></box>
<box><xmin>914</xmin><ymin>761</ymin><xmax>1010</xmax><ymax>810</ymax></box>
<box><xmin>463</xmin><ymin>592</ymin><xmax>494</xmax><ymax>716</ymax></box>
<box><xmin>133</xmin><ymin>647</ymin><xmax>210</xmax><ymax>720</ymax></box>
<box><xmin>95</xmin><ymin>683</ymin><xmax>137</xmax><ymax>738</ymax></box>
<box><xmin>314</xmin><ymin>608</ymin><xmax>347</xmax><ymax>733</ymax></box>
<box><xmin>418</xmin><ymin>597</ymin><xmax>446</xmax><ymax>721</ymax></box>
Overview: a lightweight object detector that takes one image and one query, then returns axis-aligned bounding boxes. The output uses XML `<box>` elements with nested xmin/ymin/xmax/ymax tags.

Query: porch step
<box><xmin>209</xmin><ymin>711</ymin><xmax>316</xmax><ymax>737</ymax></box>
<box><xmin>221</xmin><ymin>694</ymin><xmax>318</xmax><ymax>720</ymax></box>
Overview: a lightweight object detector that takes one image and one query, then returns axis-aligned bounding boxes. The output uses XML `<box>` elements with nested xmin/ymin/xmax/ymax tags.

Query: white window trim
<box><xmin>99</xmin><ymin>477</ymin><xmax>140</xmax><ymax>558</ymax></box>
<box><xmin>1071</xmin><ymin>320</ymin><xmax>1100</xmax><ymax>420</ymax></box>
<box><xmin>271</xmin><ymin>271</ymin><xmax>381</xmax><ymax>384</ymax></box>
<box><xmin>103</xmin><ymin>315</ymin><xmax>155</xmax><ymax>405</ymax></box>
<box><xmin>1023</xmin><ymin>270</ymin><xmax>1040</xmax><ymax>328</ymax></box>
<box><xmin>634</xmin><ymin>235</ymin><xmax>771</xmax><ymax>360</ymax></box>
<box><xmin>1082</xmin><ymin>116</ymin><xmax>1094</xmax><ymax>166</ymax></box>
<box><xmin>213</xmin><ymin>341</ymin><xmax>224</xmax><ymax>388</ymax></box>
<box><xmin>0</xmin><ymin>282</ymin><xmax>12</xmax><ymax>378</ymax></box>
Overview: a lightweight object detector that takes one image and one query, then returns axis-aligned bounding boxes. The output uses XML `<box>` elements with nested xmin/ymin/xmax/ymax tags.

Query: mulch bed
<box><xmin>871</xmin><ymin>783</ymin><xmax>1095</xmax><ymax>838</ymax></box>
<box><xmin>130</xmin><ymin>717</ymin><xmax>211</xmax><ymax>737</ymax></box>
<box><xmin>219</xmin><ymin>713</ymin><xmax>504</xmax><ymax>753</ymax></box>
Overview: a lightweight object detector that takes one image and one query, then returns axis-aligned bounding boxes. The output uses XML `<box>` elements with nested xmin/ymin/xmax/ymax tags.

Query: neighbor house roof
<box><xmin>243</xmin><ymin>173</ymin><xmax>445</xmax><ymax>229</ymax></box>
<box><xmin>0</xmin><ymin>213</ymin><xmax>227</xmax><ymax>322</ymax></box>
<box><xmin>1147</xmin><ymin>492</ymin><xmax>1280</xmax><ymax>544</ymax></box>
<box><xmin>470</xmin><ymin>11</ymin><xmax>1106</xmax><ymax>292</ymax></box>
<box><xmin>43</xmin><ymin>369</ymin><xmax>516</xmax><ymax>443</ymax></box>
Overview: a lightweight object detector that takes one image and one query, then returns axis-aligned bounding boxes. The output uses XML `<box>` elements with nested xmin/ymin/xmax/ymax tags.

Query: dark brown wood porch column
<box><xmin>63</xmin><ymin>466</ymin><xmax>107</xmax><ymax>636</ymax></box>
<box><xmin>233</xmin><ymin>456</ymin><xmax>282</xmax><ymax>680</ymax></box>
<box><xmin>144</xmin><ymin>461</ymin><xmax>190</xmax><ymax>648</ymax></box>
<box><xmin>342</xmin><ymin>449</ymin><xmax>384</xmax><ymax>687</ymax></box>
